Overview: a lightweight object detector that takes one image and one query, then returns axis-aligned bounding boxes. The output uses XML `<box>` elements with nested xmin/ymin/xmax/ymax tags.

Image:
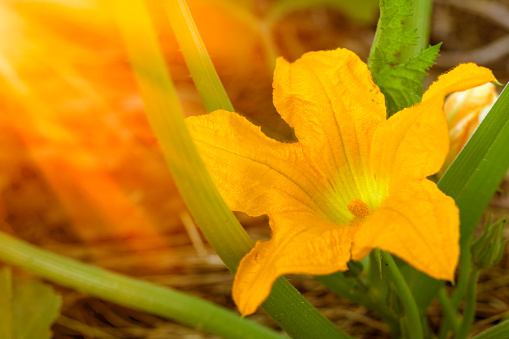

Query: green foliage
<box><xmin>473</xmin><ymin>320</ymin><xmax>509</xmax><ymax>339</ymax></box>
<box><xmin>368</xmin><ymin>0</ymin><xmax>440</xmax><ymax>116</ymax></box>
<box><xmin>0</xmin><ymin>267</ymin><xmax>61</xmax><ymax>339</ymax></box>
<box><xmin>374</xmin><ymin>44</ymin><xmax>441</xmax><ymax>115</ymax></box>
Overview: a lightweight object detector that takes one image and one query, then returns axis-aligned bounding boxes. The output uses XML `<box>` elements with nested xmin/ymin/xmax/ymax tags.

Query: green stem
<box><xmin>457</xmin><ymin>269</ymin><xmax>480</xmax><ymax>339</ymax></box>
<box><xmin>437</xmin><ymin>286</ymin><xmax>460</xmax><ymax>339</ymax></box>
<box><xmin>398</xmin><ymin>0</ymin><xmax>432</xmax><ymax>62</ymax></box>
<box><xmin>438</xmin><ymin>235</ymin><xmax>476</xmax><ymax>338</ymax></box>
<box><xmin>0</xmin><ymin>232</ymin><xmax>285</xmax><ymax>339</ymax></box>
<box><xmin>317</xmin><ymin>272</ymin><xmax>399</xmax><ymax>335</ymax></box>
<box><xmin>369</xmin><ymin>0</ymin><xmax>432</xmax><ymax>67</ymax></box>
<box><xmin>112</xmin><ymin>0</ymin><xmax>252</xmax><ymax>271</ymax></box>
<box><xmin>112</xmin><ymin>1</ymin><xmax>350</xmax><ymax>338</ymax></box>
<box><xmin>163</xmin><ymin>0</ymin><xmax>234</xmax><ymax>112</ymax></box>
<box><xmin>452</xmin><ymin>246</ymin><xmax>473</xmax><ymax>308</ymax></box>
<box><xmin>382</xmin><ymin>252</ymin><xmax>423</xmax><ymax>339</ymax></box>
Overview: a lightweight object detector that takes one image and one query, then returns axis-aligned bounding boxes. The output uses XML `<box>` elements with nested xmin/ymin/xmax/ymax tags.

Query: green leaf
<box><xmin>0</xmin><ymin>267</ymin><xmax>62</xmax><ymax>339</ymax></box>
<box><xmin>374</xmin><ymin>43</ymin><xmax>441</xmax><ymax>115</ymax></box>
<box><xmin>473</xmin><ymin>320</ymin><xmax>509</xmax><ymax>339</ymax></box>
<box><xmin>368</xmin><ymin>0</ymin><xmax>439</xmax><ymax>116</ymax></box>
<box><xmin>0</xmin><ymin>232</ymin><xmax>287</xmax><ymax>339</ymax></box>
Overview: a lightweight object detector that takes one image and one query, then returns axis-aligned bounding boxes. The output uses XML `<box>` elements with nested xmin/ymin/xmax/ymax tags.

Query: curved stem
<box><xmin>437</xmin><ymin>286</ymin><xmax>460</xmax><ymax>339</ymax></box>
<box><xmin>452</xmin><ymin>240</ymin><xmax>474</xmax><ymax>307</ymax></box>
<box><xmin>382</xmin><ymin>252</ymin><xmax>423</xmax><ymax>339</ymax></box>
<box><xmin>437</xmin><ymin>237</ymin><xmax>475</xmax><ymax>338</ymax></box>
<box><xmin>457</xmin><ymin>269</ymin><xmax>480</xmax><ymax>339</ymax></box>
<box><xmin>112</xmin><ymin>1</ymin><xmax>349</xmax><ymax>338</ymax></box>
<box><xmin>163</xmin><ymin>0</ymin><xmax>234</xmax><ymax>112</ymax></box>
<box><xmin>112</xmin><ymin>0</ymin><xmax>252</xmax><ymax>272</ymax></box>
<box><xmin>0</xmin><ymin>231</ymin><xmax>285</xmax><ymax>339</ymax></box>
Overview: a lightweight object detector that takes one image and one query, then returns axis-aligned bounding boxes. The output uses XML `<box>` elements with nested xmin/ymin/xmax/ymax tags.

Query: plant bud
<box><xmin>440</xmin><ymin>83</ymin><xmax>498</xmax><ymax>174</ymax></box>
<box><xmin>471</xmin><ymin>217</ymin><xmax>507</xmax><ymax>270</ymax></box>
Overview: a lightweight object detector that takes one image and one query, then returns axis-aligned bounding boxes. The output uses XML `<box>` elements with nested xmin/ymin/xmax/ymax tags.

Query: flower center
<box><xmin>347</xmin><ymin>198</ymin><xmax>370</xmax><ymax>218</ymax></box>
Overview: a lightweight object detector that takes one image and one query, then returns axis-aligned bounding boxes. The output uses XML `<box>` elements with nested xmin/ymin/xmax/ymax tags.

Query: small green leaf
<box><xmin>0</xmin><ymin>267</ymin><xmax>61</xmax><ymax>339</ymax></box>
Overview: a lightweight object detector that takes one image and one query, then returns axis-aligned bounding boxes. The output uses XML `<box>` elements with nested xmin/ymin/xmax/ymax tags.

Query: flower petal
<box><xmin>371</xmin><ymin>64</ymin><xmax>497</xmax><ymax>182</ymax></box>
<box><xmin>444</xmin><ymin>82</ymin><xmax>498</xmax><ymax>128</ymax></box>
<box><xmin>273</xmin><ymin>49</ymin><xmax>386</xmax><ymax>204</ymax></box>
<box><xmin>422</xmin><ymin>64</ymin><xmax>497</xmax><ymax>103</ymax></box>
<box><xmin>185</xmin><ymin>110</ymin><xmax>333</xmax><ymax>218</ymax></box>
<box><xmin>233</xmin><ymin>212</ymin><xmax>354</xmax><ymax>315</ymax></box>
<box><xmin>351</xmin><ymin>180</ymin><xmax>459</xmax><ymax>280</ymax></box>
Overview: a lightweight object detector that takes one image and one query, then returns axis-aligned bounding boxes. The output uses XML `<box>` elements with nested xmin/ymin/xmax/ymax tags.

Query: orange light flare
<box><xmin>0</xmin><ymin>0</ymin><xmax>272</xmax><ymax>272</ymax></box>
<box><xmin>0</xmin><ymin>0</ymin><xmax>198</xmax><ymax>270</ymax></box>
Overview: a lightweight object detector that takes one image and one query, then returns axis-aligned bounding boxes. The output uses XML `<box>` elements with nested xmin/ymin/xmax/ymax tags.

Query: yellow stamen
<box><xmin>347</xmin><ymin>198</ymin><xmax>370</xmax><ymax>218</ymax></box>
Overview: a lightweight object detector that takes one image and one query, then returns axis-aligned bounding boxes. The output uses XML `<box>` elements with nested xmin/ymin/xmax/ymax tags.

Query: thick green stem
<box><xmin>163</xmin><ymin>0</ymin><xmax>234</xmax><ymax>112</ymax></box>
<box><xmin>112</xmin><ymin>1</ymin><xmax>350</xmax><ymax>338</ymax></box>
<box><xmin>382</xmin><ymin>252</ymin><xmax>423</xmax><ymax>339</ymax></box>
<box><xmin>369</xmin><ymin>0</ymin><xmax>432</xmax><ymax>68</ymax></box>
<box><xmin>398</xmin><ymin>0</ymin><xmax>432</xmax><ymax>62</ymax></box>
<box><xmin>0</xmin><ymin>232</ymin><xmax>285</xmax><ymax>339</ymax></box>
<box><xmin>457</xmin><ymin>269</ymin><xmax>480</xmax><ymax>339</ymax></box>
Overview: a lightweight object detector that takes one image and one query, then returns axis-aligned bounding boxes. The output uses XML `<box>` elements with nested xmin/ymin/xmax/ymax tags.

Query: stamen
<box><xmin>347</xmin><ymin>198</ymin><xmax>370</xmax><ymax>218</ymax></box>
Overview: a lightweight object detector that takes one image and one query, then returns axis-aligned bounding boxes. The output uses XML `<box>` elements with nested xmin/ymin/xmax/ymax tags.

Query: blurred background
<box><xmin>0</xmin><ymin>0</ymin><xmax>508</xmax><ymax>337</ymax></box>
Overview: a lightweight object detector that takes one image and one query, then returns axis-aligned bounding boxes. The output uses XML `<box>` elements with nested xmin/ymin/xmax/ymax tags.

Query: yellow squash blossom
<box><xmin>185</xmin><ymin>48</ymin><xmax>496</xmax><ymax>316</ymax></box>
